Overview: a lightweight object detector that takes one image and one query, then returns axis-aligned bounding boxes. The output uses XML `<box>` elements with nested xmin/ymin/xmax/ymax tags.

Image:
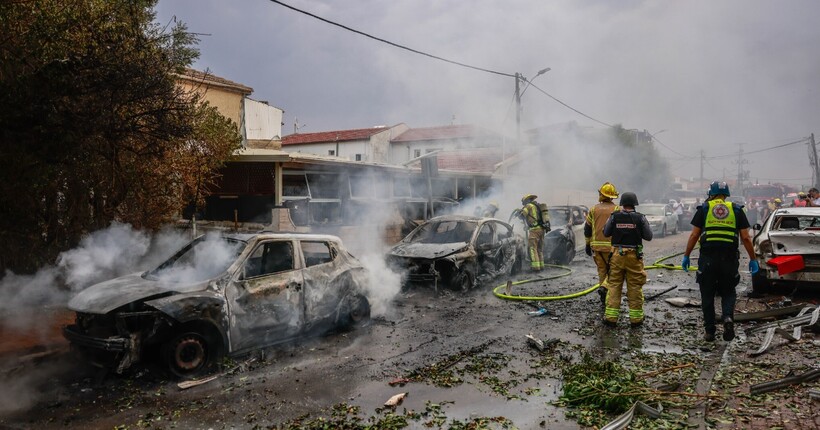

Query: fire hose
<box><xmin>492</xmin><ymin>249</ymin><xmax>698</xmax><ymax>302</ymax></box>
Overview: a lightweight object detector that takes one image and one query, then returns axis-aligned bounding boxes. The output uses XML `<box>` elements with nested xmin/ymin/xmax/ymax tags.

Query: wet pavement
<box><xmin>0</xmin><ymin>232</ymin><xmax>818</xmax><ymax>429</ymax></box>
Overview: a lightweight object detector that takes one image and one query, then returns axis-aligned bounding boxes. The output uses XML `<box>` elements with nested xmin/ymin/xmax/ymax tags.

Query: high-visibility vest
<box><xmin>586</xmin><ymin>202</ymin><xmax>617</xmax><ymax>250</ymax></box>
<box><xmin>701</xmin><ymin>199</ymin><xmax>738</xmax><ymax>246</ymax></box>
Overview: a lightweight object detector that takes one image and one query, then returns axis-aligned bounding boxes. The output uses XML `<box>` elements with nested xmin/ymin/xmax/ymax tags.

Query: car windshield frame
<box><xmin>406</xmin><ymin>220</ymin><xmax>477</xmax><ymax>244</ymax></box>
<box><xmin>144</xmin><ymin>236</ymin><xmax>246</xmax><ymax>283</ymax></box>
<box><xmin>641</xmin><ymin>205</ymin><xmax>667</xmax><ymax>216</ymax></box>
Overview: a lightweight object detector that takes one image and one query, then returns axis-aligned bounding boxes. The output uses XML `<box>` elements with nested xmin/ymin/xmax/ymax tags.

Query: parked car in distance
<box><xmin>544</xmin><ymin>205</ymin><xmax>586</xmax><ymax>265</ymax></box>
<box><xmin>751</xmin><ymin>207</ymin><xmax>820</xmax><ymax>294</ymax></box>
<box><xmin>386</xmin><ymin>215</ymin><xmax>523</xmax><ymax>291</ymax></box>
<box><xmin>641</xmin><ymin>203</ymin><xmax>678</xmax><ymax>237</ymax></box>
<box><xmin>64</xmin><ymin>232</ymin><xmax>371</xmax><ymax>378</ymax></box>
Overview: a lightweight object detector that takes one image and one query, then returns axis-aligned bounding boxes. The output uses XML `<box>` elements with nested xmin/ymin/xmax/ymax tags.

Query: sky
<box><xmin>154</xmin><ymin>0</ymin><xmax>820</xmax><ymax>187</ymax></box>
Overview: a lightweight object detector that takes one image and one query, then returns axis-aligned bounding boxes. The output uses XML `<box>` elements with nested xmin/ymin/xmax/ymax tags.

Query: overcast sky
<box><xmin>155</xmin><ymin>0</ymin><xmax>820</xmax><ymax>186</ymax></box>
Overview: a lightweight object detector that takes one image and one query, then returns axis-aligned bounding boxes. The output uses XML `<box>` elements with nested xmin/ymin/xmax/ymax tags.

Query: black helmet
<box><xmin>620</xmin><ymin>192</ymin><xmax>639</xmax><ymax>207</ymax></box>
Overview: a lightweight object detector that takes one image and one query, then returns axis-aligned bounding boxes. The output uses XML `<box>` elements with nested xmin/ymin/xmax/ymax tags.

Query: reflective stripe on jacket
<box><xmin>701</xmin><ymin>199</ymin><xmax>738</xmax><ymax>246</ymax></box>
<box><xmin>585</xmin><ymin>202</ymin><xmax>617</xmax><ymax>250</ymax></box>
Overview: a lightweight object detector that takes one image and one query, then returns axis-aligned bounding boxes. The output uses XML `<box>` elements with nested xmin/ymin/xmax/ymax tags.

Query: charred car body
<box><xmin>544</xmin><ymin>205</ymin><xmax>586</xmax><ymax>265</ymax></box>
<box><xmin>386</xmin><ymin>215</ymin><xmax>522</xmax><ymax>290</ymax></box>
<box><xmin>63</xmin><ymin>232</ymin><xmax>371</xmax><ymax>378</ymax></box>
<box><xmin>752</xmin><ymin>207</ymin><xmax>820</xmax><ymax>294</ymax></box>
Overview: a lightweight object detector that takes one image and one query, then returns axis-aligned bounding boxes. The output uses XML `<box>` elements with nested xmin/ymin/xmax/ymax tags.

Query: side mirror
<box><xmin>666</xmin><ymin>212</ymin><xmax>673</xmax><ymax>216</ymax></box>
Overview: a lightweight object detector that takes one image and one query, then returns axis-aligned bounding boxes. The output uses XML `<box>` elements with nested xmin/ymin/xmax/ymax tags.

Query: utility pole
<box><xmin>514</xmin><ymin>73</ymin><xmax>521</xmax><ymax>142</ymax></box>
<box><xmin>810</xmin><ymin>133</ymin><xmax>820</xmax><ymax>188</ymax></box>
<box><xmin>733</xmin><ymin>143</ymin><xmax>748</xmax><ymax>197</ymax></box>
<box><xmin>699</xmin><ymin>149</ymin><xmax>705</xmax><ymax>188</ymax></box>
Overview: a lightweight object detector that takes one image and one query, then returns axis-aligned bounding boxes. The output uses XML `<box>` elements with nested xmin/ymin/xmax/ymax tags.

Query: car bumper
<box><xmin>63</xmin><ymin>324</ymin><xmax>131</xmax><ymax>352</ymax></box>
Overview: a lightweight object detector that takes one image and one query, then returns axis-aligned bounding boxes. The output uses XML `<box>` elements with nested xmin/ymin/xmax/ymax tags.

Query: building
<box><xmin>176</xmin><ymin>68</ymin><xmax>284</xmax><ymax>148</ymax></box>
<box><xmin>281</xmin><ymin>125</ymin><xmax>408</xmax><ymax>163</ymax></box>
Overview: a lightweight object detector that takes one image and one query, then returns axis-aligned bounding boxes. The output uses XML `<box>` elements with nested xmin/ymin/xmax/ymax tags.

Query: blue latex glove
<box><xmin>749</xmin><ymin>260</ymin><xmax>760</xmax><ymax>275</ymax></box>
<box><xmin>682</xmin><ymin>255</ymin><xmax>690</xmax><ymax>272</ymax></box>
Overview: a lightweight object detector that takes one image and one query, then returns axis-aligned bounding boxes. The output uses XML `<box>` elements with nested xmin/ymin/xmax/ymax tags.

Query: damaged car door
<box><xmin>226</xmin><ymin>239</ymin><xmax>304</xmax><ymax>352</ymax></box>
<box><xmin>475</xmin><ymin>221</ymin><xmax>516</xmax><ymax>280</ymax></box>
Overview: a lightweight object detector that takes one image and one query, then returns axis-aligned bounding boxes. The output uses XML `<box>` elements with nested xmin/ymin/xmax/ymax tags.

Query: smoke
<box><xmin>152</xmin><ymin>231</ymin><xmax>243</xmax><ymax>284</ymax></box>
<box><xmin>0</xmin><ymin>223</ymin><xmax>191</xmax><ymax>331</ymax></box>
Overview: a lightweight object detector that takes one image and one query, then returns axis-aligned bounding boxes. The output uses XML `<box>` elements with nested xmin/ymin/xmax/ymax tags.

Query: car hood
<box><xmin>645</xmin><ymin>215</ymin><xmax>664</xmax><ymax>223</ymax></box>
<box><xmin>68</xmin><ymin>272</ymin><xmax>210</xmax><ymax>314</ymax></box>
<box><xmin>389</xmin><ymin>242</ymin><xmax>469</xmax><ymax>259</ymax></box>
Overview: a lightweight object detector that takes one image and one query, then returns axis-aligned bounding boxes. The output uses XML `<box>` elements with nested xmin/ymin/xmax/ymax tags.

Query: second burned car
<box><xmin>386</xmin><ymin>215</ymin><xmax>523</xmax><ymax>290</ymax></box>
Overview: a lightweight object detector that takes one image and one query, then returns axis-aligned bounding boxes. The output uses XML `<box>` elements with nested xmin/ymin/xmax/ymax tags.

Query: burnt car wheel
<box><xmin>163</xmin><ymin>323</ymin><xmax>222</xmax><ymax>379</ymax></box>
<box><xmin>453</xmin><ymin>271</ymin><xmax>475</xmax><ymax>292</ymax></box>
<box><xmin>342</xmin><ymin>295</ymin><xmax>371</xmax><ymax>329</ymax></box>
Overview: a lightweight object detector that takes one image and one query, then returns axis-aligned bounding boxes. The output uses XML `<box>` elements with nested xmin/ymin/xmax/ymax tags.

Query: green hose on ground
<box><xmin>492</xmin><ymin>249</ymin><xmax>699</xmax><ymax>301</ymax></box>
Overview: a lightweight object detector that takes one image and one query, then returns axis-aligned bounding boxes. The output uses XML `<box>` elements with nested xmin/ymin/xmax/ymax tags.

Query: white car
<box><xmin>752</xmin><ymin>207</ymin><xmax>820</xmax><ymax>294</ymax></box>
<box><xmin>641</xmin><ymin>203</ymin><xmax>678</xmax><ymax>237</ymax></box>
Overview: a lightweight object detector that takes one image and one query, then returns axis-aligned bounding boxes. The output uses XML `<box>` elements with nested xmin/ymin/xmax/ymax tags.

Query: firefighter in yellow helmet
<box><xmin>584</xmin><ymin>182</ymin><xmax>619</xmax><ymax>304</ymax></box>
<box><xmin>521</xmin><ymin>194</ymin><xmax>549</xmax><ymax>271</ymax></box>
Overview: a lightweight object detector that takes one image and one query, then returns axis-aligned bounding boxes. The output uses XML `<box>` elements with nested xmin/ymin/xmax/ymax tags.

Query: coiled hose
<box><xmin>492</xmin><ymin>249</ymin><xmax>698</xmax><ymax>301</ymax></box>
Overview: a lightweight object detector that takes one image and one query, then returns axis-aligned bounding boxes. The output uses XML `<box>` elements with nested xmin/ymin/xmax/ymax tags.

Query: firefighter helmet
<box><xmin>620</xmin><ymin>192</ymin><xmax>639</xmax><ymax>207</ymax></box>
<box><xmin>708</xmin><ymin>181</ymin><xmax>731</xmax><ymax>197</ymax></box>
<box><xmin>521</xmin><ymin>194</ymin><xmax>537</xmax><ymax>204</ymax></box>
<box><xmin>489</xmin><ymin>201</ymin><xmax>499</xmax><ymax>209</ymax></box>
<box><xmin>598</xmin><ymin>182</ymin><xmax>619</xmax><ymax>199</ymax></box>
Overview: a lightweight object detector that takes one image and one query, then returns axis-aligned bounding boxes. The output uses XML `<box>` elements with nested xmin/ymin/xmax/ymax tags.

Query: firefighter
<box><xmin>521</xmin><ymin>194</ymin><xmax>547</xmax><ymax>271</ymax></box>
<box><xmin>584</xmin><ymin>182</ymin><xmax>619</xmax><ymax>303</ymax></box>
<box><xmin>682</xmin><ymin>181</ymin><xmax>758</xmax><ymax>342</ymax></box>
<box><xmin>601</xmin><ymin>192</ymin><xmax>653</xmax><ymax>327</ymax></box>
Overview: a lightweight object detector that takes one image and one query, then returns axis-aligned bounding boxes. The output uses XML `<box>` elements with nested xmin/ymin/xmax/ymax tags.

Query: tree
<box><xmin>0</xmin><ymin>0</ymin><xmax>241</xmax><ymax>273</ymax></box>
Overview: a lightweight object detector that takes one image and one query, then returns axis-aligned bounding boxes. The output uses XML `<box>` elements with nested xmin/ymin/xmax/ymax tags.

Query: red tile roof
<box><xmin>391</xmin><ymin>124</ymin><xmax>495</xmax><ymax>142</ymax></box>
<box><xmin>282</xmin><ymin>127</ymin><xmax>389</xmax><ymax>146</ymax></box>
<box><xmin>178</xmin><ymin>68</ymin><xmax>254</xmax><ymax>94</ymax></box>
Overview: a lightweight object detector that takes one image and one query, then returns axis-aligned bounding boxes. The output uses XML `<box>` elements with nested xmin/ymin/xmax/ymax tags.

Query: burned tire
<box><xmin>162</xmin><ymin>323</ymin><xmax>223</xmax><ymax>379</ymax></box>
<box><xmin>342</xmin><ymin>295</ymin><xmax>371</xmax><ymax>329</ymax></box>
<box><xmin>453</xmin><ymin>270</ymin><xmax>475</xmax><ymax>292</ymax></box>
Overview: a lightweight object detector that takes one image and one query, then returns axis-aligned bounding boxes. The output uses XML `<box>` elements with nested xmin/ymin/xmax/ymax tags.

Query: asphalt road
<box><xmin>1</xmin><ymin>230</ymin><xmax>818</xmax><ymax>429</ymax></box>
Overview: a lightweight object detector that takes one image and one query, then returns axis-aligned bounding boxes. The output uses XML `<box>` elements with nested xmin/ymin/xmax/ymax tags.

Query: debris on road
<box><xmin>810</xmin><ymin>388</ymin><xmax>820</xmax><ymax>401</ymax></box>
<box><xmin>527</xmin><ymin>307</ymin><xmax>549</xmax><ymax>316</ymax></box>
<box><xmin>665</xmin><ymin>297</ymin><xmax>701</xmax><ymax>307</ymax></box>
<box><xmin>644</xmin><ymin>285</ymin><xmax>677</xmax><ymax>302</ymax></box>
<box><xmin>383</xmin><ymin>392</ymin><xmax>407</xmax><ymax>407</ymax></box>
<box><xmin>525</xmin><ymin>334</ymin><xmax>559</xmax><ymax>351</ymax></box>
<box><xmin>600</xmin><ymin>401</ymin><xmax>661</xmax><ymax>430</ymax></box>
<box><xmin>749</xmin><ymin>368</ymin><xmax>820</xmax><ymax>395</ymax></box>
<box><xmin>178</xmin><ymin>375</ymin><xmax>219</xmax><ymax>390</ymax></box>
<box><xmin>733</xmin><ymin>303</ymin><xmax>806</xmax><ymax>322</ymax></box>
<box><xmin>747</xmin><ymin>305</ymin><xmax>820</xmax><ymax>355</ymax></box>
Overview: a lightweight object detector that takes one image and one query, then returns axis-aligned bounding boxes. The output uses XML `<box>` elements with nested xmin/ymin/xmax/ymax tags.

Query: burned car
<box><xmin>544</xmin><ymin>205</ymin><xmax>586</xmax><ymax>265</ymax></box>
<box><xmin>63</xmin><ymin>232</ymin><xmax>370</xmax><ymax>378</ymax></box>
<box><xmin>751</xmin><ymin>207</ymin><xmax>820</xmax><ymax>294</ymax></box>
<box><xmin>386</xmin><ymin>215</ymin><xmax>523</xmax><ymax>290</ymax></box>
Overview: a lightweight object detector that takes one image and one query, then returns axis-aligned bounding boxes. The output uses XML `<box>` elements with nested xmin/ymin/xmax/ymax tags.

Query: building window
<box><xmin>355</xmin><ymin>154</ymin><xmax>362</xmax><ymax>161</ymax></box>
<box><xmin>328</xmin><ymin>149</ymin><xmax>335</xmax><ymax>156</ymax></box>
<box><xmin>413</xmin><ymin>149</ymin><xmax>421</xmax><ymax>158</ymax></box>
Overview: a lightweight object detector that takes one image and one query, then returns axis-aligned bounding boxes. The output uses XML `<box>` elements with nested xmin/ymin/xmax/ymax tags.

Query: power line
<box><xmin>651</xmin><ymin>134</ymin><xmax>696</xmax><ymax>159</ymax></box>
<box><xmin>526</xmin><ymin>81</ymin><xmax>614</xmax><ymax>128</ymax></box>
<box><xmin>267</xmin><ymin>0</ymin><xmax>515</xmax><ymax>78</ymax></box>
<box><xmin>706</xmin><ymin>137</ymin><xmax>808</xmax><ymax>160</ymax></box>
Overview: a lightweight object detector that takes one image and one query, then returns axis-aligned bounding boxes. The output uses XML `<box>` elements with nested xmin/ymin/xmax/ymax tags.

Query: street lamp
<box><xmin>515</xmin><ymin>67</ymin><xmax>550</xmax><ymax>142</ymax></box>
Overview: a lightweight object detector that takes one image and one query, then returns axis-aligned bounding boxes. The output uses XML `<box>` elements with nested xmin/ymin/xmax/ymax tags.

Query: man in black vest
<box><xmin>602</xmin><ymin>192</ymin><xmax>653</xmax><ymax>327</ymax></box>
<box><xmin>682</xmin><ymin>181</ymin><xmax>759</xmax><ymax>342</ymax></box>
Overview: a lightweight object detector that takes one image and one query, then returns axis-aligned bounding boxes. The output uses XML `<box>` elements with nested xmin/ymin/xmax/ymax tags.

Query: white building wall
<box><xmin>244</xmin><ymin>98</ymin><xmax>284</xmax><ymax>142</ymax></box>
<box><xmin>283</xmin><ymin>140</ymin><xmax>371</xmax><ymax>161</ymax></box>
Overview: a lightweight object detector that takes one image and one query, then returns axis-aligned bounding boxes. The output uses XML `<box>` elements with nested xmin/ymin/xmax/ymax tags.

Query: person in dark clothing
<box><xmin>682</xmin><ymin>182</ymin><xmax>759</xmax><ymax>342</ymax></box>
<box><xmin>601</xmin><ymin>192</ymin><xmax>653</xmax><ymax>327</ymax></box>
